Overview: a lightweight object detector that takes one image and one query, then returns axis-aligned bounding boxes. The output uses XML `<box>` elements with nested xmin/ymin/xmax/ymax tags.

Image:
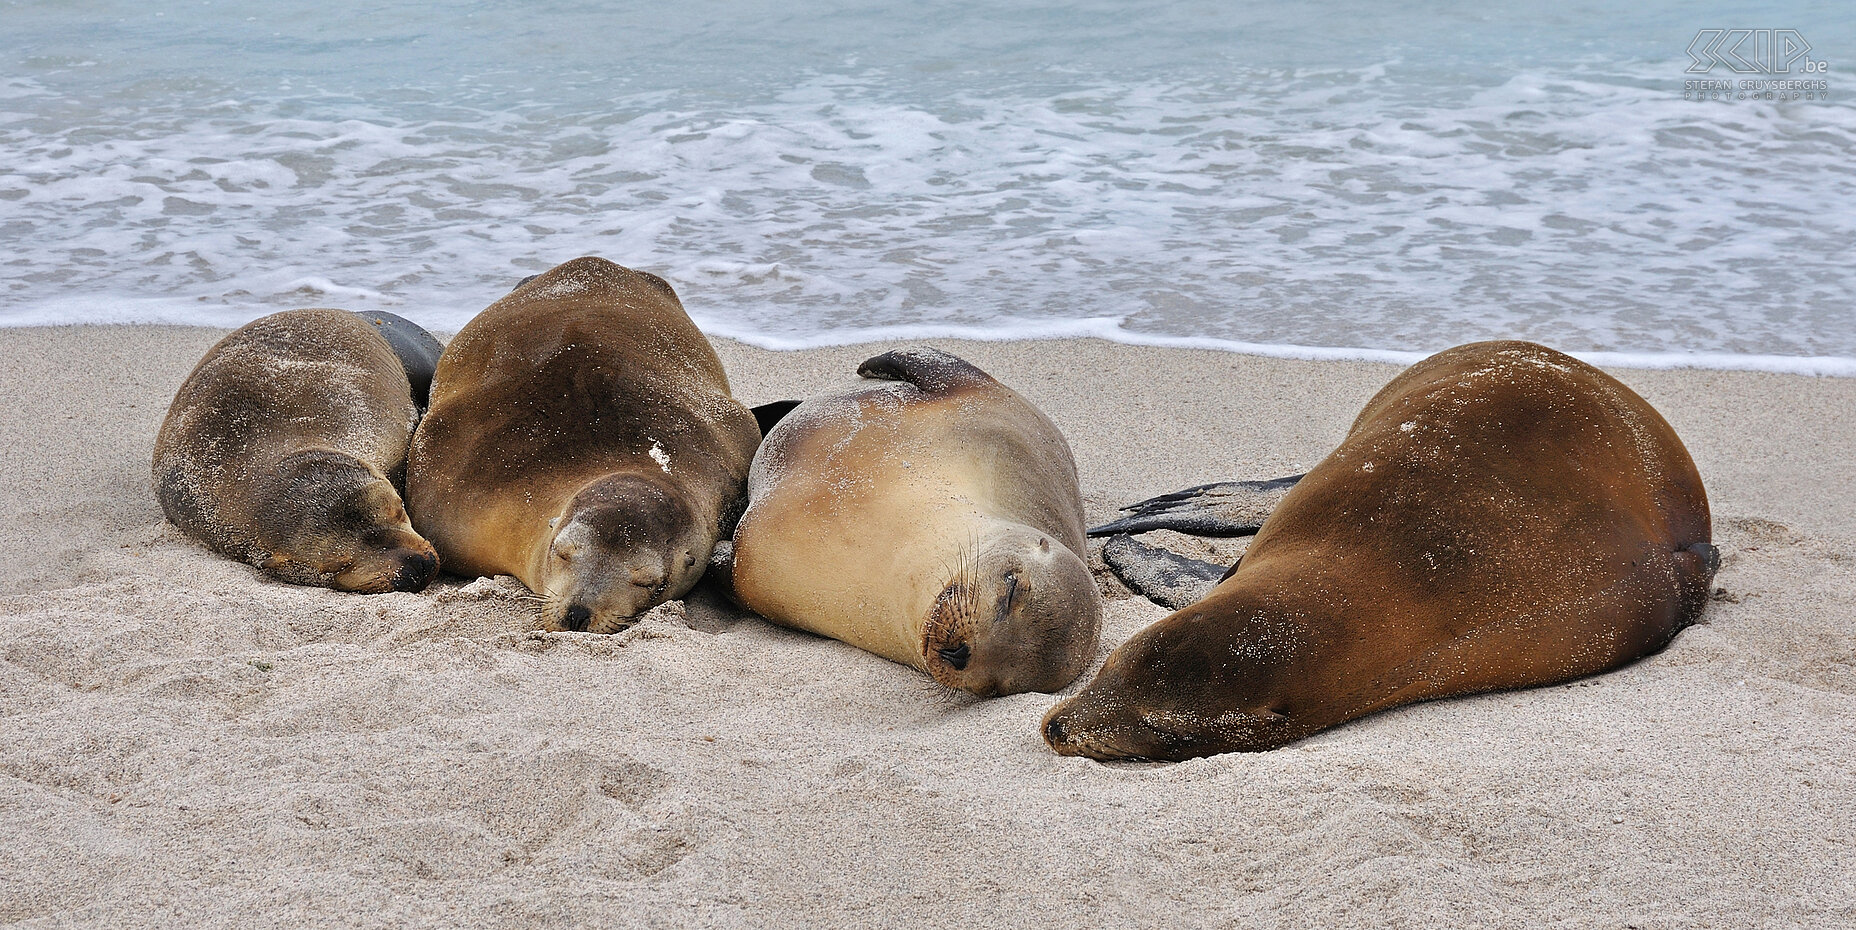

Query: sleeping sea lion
<box><xmin>153</xmin><ymin>308</ymin><xmax>439</xmax><ymax>593</ymax></box>
<box><xmin>405</xmin><ymin>256</ymin><xmax>760</xmax><ymax>633</ymax></box>
<box><xmin>1043</xmin><ymin>341</ymin><xmax>1718</xmax><ymax>760</ymax></box>
<box><xmin>728</xmin><ymin>347</ymin><xmax>1102</xmax><ymax>697</ymax></box>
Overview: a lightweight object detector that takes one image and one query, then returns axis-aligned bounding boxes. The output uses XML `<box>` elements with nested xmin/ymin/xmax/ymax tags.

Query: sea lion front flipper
<box><xmin>856</xmin><ymin>347</ymin><xmax>991</xmax><ymax>393</ymax></box>
<box><xmin>1087</xmin><ymin>474</ymin><xmax>1304</xmax><ymax>538</ymax></box>
<box><xmin>751</xmin><ymin>400</ymin><xmax>803</xmax><ymax>438</ymax></box>
<box><xmin>351</xmin><ymin>310</ymin><xmax>445</xmax><ymax>408</ymax></box>
<box><xmin>704</xmin><ymin>540</ymin><xmax>748</xmax><ymax>609</ymax></box>
<box><xmin>1100</xmin><ymin>534</ymin><xmax>1230</xmax><ymax>610</ymax></box>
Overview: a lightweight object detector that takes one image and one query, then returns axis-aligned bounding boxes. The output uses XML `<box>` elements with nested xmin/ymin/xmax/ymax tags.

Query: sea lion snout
<box><xmin>538</xmin><ymin>477</ymin><xmax>708</xmax><ymax>633</ymax></box>
<box><xmin>388</xmin><ymin>548</ymin><xmax>439</xmax><ymax>592</ymax></box>
<box><xmin>924</xmin><ymin>532</ymin><xmax>1102</xmax><ymax>696</ymax></box>
<box><xmin>1040</xmin><ymin>695</ymin><xmax>1135</xmax><ymax>760</ymax></box>
<box><xmin>1041</xmin><ymin>712</ymin><xmax>1066</xmax><ymax>746</ymax></box>
<box><xmin>561</xmin><ymin>604</ymin><xmax>593</xmax><ymax>632</ymax></box>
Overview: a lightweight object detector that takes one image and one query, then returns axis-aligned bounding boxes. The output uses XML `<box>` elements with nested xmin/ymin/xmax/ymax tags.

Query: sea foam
<box><xmin>3</xmin><ymin>4</ymin><xmax>1853</xmax><ymax>374</ymax></box>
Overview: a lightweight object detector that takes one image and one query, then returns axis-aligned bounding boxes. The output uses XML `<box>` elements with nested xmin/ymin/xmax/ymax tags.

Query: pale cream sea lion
<box><xmin>405</xmin><ymin>256</ymin><xmax>760</xmax><ymax>633</ymax></box>
<box><xmin>1043</xmin><ymin>340</ymin><xmax>1718</xmax><ymax>760</ymax></box>
<box><xmin>153</xmin><ymin>308</ymin><xmax>439</xmax><ymax>593</ymax></box>
<box><xmin>729</xmin><ymin>347</ymin><xmax>1102</xmax><ymax>697</ymax></box>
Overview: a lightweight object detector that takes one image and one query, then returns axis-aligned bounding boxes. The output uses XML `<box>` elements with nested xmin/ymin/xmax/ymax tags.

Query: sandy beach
<box><xmin>2</xmin><ymin>324</ymin><xmax>1853</xmax><ymax>928</ymax></box>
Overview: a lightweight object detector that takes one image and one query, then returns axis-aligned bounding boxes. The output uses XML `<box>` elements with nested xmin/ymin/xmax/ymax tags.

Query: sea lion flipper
<box><xmin>1686</xmin><ymin>541</ymin><xmax>1722</xmax><ymax>577</ymax></box>
<box><xmin>751</xmin><ymin>400</ymin><xmax>803</xmax><ymax>437</ymax></box>
<box><xmin>704</xmin><ymin>540</ymin><xmax>749</xmax><ymax>609</ymax></box>
<box><xmin>856</xmin><ymin>347</ymin><xmax>991</xmax><ymax>393</ymax></box>
<box><xmin>1672</xmin><ymin>541</ymin><xmax>1723</xmax><ymax>626</ymax></box>
<box><xmin>1087</xmin><ymin>475</ymin><xmax>1303</xmax><ymax>537</ymax></box>
<box><xmin>351</xmin><ymin>310</ymin><xmax>444</xmax><ymax>408</ymax></box>
<box><xmin>1100</xmin><ymin>534</ymin><xmax>1230</xmax><ymax>610</ymax></box>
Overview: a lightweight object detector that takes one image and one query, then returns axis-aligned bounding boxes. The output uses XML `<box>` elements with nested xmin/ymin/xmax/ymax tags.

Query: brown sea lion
<box><xmin>728</xmin><ymin>347</ymin><xmax>1102</xmax><ymax>696</ymax></box>
<box><xmin>1043</xmin><ymin>340</ymin><xmax>1718</xmax><ymax>760</ymax></box>
<box><xmin>405</xmin><ymin>256</ymin><xmax>760</xmax><ymax>633</ymax></box>
<box><xmin>153</xmin><ymin>308</ymin><xmax>439</xmax><ymax>593</ymax></box>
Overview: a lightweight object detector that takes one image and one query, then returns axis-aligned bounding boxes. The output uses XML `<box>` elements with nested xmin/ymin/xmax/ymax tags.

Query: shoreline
<box><xmin>2</xmin><ymin>324</ymin><xmax>1853</xmax><ymax>927</ymax></box>
<box><xmin>8</xmin><ymin>318</ymin><xmax>1856</xmax><ymax>378</ymax></box>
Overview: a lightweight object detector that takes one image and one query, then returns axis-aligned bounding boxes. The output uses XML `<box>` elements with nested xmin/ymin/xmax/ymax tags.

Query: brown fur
<box><xmin>153</xmin><ymin>309</ymin><xmax>437</xmax><ymax>593</ymax></box>
<box><xmin>730</xmin><ymin>347</ymin><xmax>1101</xmax><ymax>696</ymax></box>
<box><xmin>405</xmin><ymin>257</ymin><xmax>759</xmax><ymax>632</ymax></box>
<box><xmin>1043</xmin><ymin>341</ymin><xmax>1717</xmax><ymax>759</ymax></box>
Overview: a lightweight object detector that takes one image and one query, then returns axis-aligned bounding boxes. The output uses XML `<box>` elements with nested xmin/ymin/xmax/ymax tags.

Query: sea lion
<box><xmin>153</xmin><ymin>308</ymin><xmax>439</xmax><ymax>593</ymax></box>
<box><xmin>1042</xmin><ymin>341</ymin><xmax>1718</xmax><ymax>760</ymax></box>
<box><xmin>405</xmin><ymin>256</ymin><xmax>760</xmax><ymax>633</ymax></box>
<box><xmin>728</xmin><ymin>347</ymin><xmax>1102</xmax><ymax>697</ymax></box>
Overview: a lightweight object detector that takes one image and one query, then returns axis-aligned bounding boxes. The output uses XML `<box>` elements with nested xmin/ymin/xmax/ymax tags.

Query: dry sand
<box><xmin>2</xmin><ymin>325</ymin><xmax>1853</xmax><ymax>928</ymax></box>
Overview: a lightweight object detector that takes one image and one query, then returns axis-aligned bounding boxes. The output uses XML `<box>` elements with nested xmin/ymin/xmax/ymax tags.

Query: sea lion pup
<box><xmin>153</xmin><ymin>308</ymin><xmax>439</xmax><ymax>593</ymax></box>
<box><xmin>1042</xmin><ymin>341</ymin><xmax>1718</xmax><ymax>760</ymax></box>
<box><xmin>406</xmin><ymin>256</ymin><xmax>760</xmax><ymax>633</ymax></box>
<box><xmin>728</xmin><ymin>347</ymin><xmax>1102</xmax><ymax>697</ymax></box>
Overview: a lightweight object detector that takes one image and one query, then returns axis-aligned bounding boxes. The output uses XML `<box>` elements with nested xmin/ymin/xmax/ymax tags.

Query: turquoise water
<box><xmin>4</xmin><ymin>1</ymin><xmax>1854</xmax><ymax>371</ymax></box>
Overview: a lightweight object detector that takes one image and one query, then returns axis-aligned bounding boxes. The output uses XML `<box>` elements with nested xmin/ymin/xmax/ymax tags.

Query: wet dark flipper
<box><xmin>856</xmin><ymin>347</ymin><xmax>992</xmax><ymax>394</ymax></box>
<box><xmin>751</xmin><ymin>400</ymin><xmax>803</xmax><ymax>438</ymax></box>
<box><xmin>1672</xmin><ymin>541</ymin><xmax>1723</xmax><ymax>629</ymax></box>
<box><xmin>1088</xmin><ymin>474</ymin><xmax>1303</xmax><ymax>538</ymax></box>
<box><xmin>1101</xmin><ymin>534</ymin><xmax>1231</xmax><ymax>611</ymax></box>
<box><xmin>703</xmin><ymin>539</ymin><xmax>747</xmax><ymax>609</ymax></box>
<box><xmin>352</xmin><ymin>310</ymin><xmax>445</xmax><ymax>408</ymax></box>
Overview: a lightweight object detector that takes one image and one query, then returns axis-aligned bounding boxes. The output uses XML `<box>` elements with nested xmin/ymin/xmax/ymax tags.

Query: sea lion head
<box><xmin>922</xmin><ymin>527</ymin><xmax>1101</xmax><ymax>697</ymax></box>
<box><xmin>539</xmin><ymin>472</ymin><xmax>705</xmax><ymax>633</ymax></box>
<box><xmin>1040</xmin><ymin>602</ymin><xmax>1308</xmax><ymax>761</ymax></box>
<box><xmin>255</xmin><ymin>449</ymin><xmax>439</xmax><ymax>594</ymax></box>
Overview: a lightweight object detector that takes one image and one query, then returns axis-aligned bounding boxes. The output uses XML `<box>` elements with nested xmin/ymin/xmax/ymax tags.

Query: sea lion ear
<box><xmin>855</xmin><ymin>347</ymin><xmax>992</xmax><ymax>393</ymax></box>
<box><xmin>548</xmin><ymin>517</ymin><xmax>560</xmax><ymax>529</ymax></box>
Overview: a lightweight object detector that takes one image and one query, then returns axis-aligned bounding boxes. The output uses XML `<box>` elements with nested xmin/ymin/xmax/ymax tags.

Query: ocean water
<box><xmin>4</xmin><ymin>1</ymin><xmax>1855</xmax><ymax>372</ymax></box>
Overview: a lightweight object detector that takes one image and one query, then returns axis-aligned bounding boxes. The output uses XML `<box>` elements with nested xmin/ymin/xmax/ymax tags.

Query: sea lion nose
<box><xmin>1043</xmin><ymin>714</ymin><xmax>1066</xmax><ymax>745</ymax></box>
<box><xmin>391</xmin><ymin>550</ymin><xmax>438</xmax><ymax>592</ymax></box>
<box><xmin>562</xmin><ymin>604</ymin><xmax>593</xmax><ymax>632</ymax></box>
<box><xmin>937</xmin><ymin>642</ymin><xmax>971</xmax><ymax>671</ymax></box>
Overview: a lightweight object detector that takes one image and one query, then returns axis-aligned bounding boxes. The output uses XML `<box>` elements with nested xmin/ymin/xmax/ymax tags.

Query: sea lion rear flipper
<box><xmin>751</xmin><ymin>400</ymin><xmax>803</xmax><ymax>437</ymax></box>
<box><xmin>856</xmin><ymin>347</ymin><xmax>991</xmax><ymax>393</ymax></box>
<box><xmin>1100</xmin><ymin>534</ymin><xmax>1230</xmax><ymax>610</ymax></box>
<box><xmin>1087</xmin><ymin>474</ymin><xmax>1304</xmax><ymax>537</ymax></box>
<box><xmin>352</xmin><ymin>310</ymin><xmax>445</xmax><ymax>408</ymax></box>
